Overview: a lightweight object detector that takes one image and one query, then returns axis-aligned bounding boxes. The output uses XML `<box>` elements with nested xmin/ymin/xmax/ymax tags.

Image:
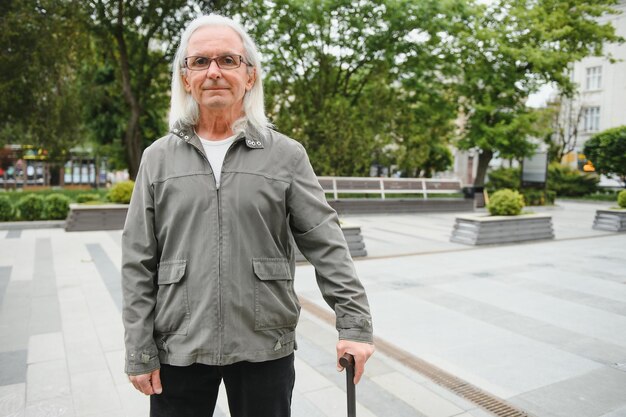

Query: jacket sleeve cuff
<box><xmin>125</xmin><ymin>349</ymin><xmax>160</xmax><ymax>375</ymax></box>
<box><xmin>337</xmin><ymin>316</ymin><xmax>373</xmax><ymax>343</ymax></box>
<box><xmin>338</xmin><ymin>328</ymin><xmax>374</xmax><ymax>343</ymax></box>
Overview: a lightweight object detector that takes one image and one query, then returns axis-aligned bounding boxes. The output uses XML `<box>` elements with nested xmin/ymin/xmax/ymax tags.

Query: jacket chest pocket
<box><xmin>253</xmin><ymin>258</ymin><xmax>300</xmax><ymax>331</ymax></box>
<box><xmin>155</xmin><ymin>260</ymin><xmax>190</xmax><ymax>335</ymax></box>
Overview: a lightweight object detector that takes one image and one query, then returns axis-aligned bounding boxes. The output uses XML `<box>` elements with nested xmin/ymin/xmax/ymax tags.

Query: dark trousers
<box><xmin>150</xmin><ymin>353</ymin><xmax>295</xmax><ymax>417</ymax></box>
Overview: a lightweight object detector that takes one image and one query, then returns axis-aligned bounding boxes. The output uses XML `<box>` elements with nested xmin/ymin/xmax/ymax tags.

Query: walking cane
<box><xmin>339</xmin><ymin>353</ymin><xmax>356</xmax><ymax>417</ymax></box>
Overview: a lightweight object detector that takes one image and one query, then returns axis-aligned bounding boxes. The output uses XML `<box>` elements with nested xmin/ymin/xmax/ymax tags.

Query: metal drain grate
<box><xmin>300</xmin><ymin>297</ymin><xmax>533</xmax><ymax>417</ymax></box>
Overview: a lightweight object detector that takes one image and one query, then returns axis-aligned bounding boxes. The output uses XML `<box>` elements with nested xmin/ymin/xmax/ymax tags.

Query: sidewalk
<box><xmin>1</xmin><ymin>200</ymin><xmax>625</xmax><ymax>416</ymax></box>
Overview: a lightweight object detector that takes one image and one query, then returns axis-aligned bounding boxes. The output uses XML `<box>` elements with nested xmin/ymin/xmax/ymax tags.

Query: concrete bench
<box><xmin>65</xmin><ymin>204</ymin><xmax>129</xmax><ymax>232</ymax></box>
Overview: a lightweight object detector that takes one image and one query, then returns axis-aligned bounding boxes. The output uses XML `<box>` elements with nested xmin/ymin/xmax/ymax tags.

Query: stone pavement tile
<box><xmin>94</xmin><ymin>322</ymin><xmax>124</xmax><ymax>353</ymax></box>
<box><xmin>82</xmin><ymin>410</ymin><xmax>126</xmax><ymax>417</ymax></box>
<box><xmin>297</xmin><ymin>333</ymin><xmax>424</xmax><ymax>417</ymax></box>
<box><xmin>294</xmin><ymin>357</ymin><xmax>333</xmax><ymax>393</ymax></box>
<box><xmin>420</xmin><ymin>381</ymin><xmax>477</xmax><ymax>413</ymax></box>
<box><xmin>511</xmin><ymin>367</ymin><xmax>626</xmax><ymax>417</ymax></box>
<box><xmin>28</xmin><ymin>295</ymin><xmax>62</xmax><ymax>335</ymax></box>
<box><xmin>451</xmin><ymin>408</ymin><xmax>502</xmax><ymax>417</ymax></box>
<box><xmin>24</xmin><ymin>395</ymin><xmax>74</xmax><ymax>417</ymax></box>
<box><xmin>511</xmin><ymin>268</ymin><xmax>626</xmax><ymax>304</ymax></box>
<box><xmin>304</xmin><ymin>386</ymin><xmax>376</xmax><ymax>417</ymax></box>
<box><xmin>6</xmin><ymin>241</ymin><xmax>35</xmax><ymax>282</ymax></box>
<box><xmin>26</xmin><ymin>359</ymin><xmax>70</xmax><ymax>403</ymax></box>
<box><xmin>27</xmin><ymin>332</ymin><xmax>65</xmax><ymax>364</ymax></box>
<box><xmin>291</xmin><ymin>390</ymin><xmax>327</xmax><ymax>417</ymax></box>
<box><xmin>436</xmin><ymin>278</ymin><xmax>626</xmax><ymax>347</ymax></box>
<box><xmin>296</xmin><ymin>318</ymin><xmax>339</xmax><ymax>354</ymax></box>
<box><xmin>350</xmin><ymin>355</ymin><xmax>392</xmax><ymax>379</ymax></box>
<box><xmin>560</xmin><ymin>336</ymin><xmax>626</xmax><ymax>367</ymax></box>
<box><xmin>0</xmin><ymin>328</ymin><xmax>30</xmax><ymax>355</ymax></box>
<box><xmin>85</xmin><ymin>293</ymin><xmax>121</xmax><ymax>328</ymax></box>
<box><xmin>600</xmin><ymin>405</ymin><xmax>626</xmax><ymax>417</ymax></box>
<box><xmin>116</xmin><ymin>382</ymin><xmax>149</xmax><ymax>417</ymax></box>
<box><xmin>70</xmin><ymin>369</ymin><xmax>122</xmax><ymax>416</ymax></box>
<box><xmin>216</xmin><ymin>382</ymin><xmax>230</xmax><ymax>416</ymax></box>
<box><xmin>416</xmin><ymin>284</ymin><xmax>626</xmax><ymax>367</ymax></box>
<box><xmin>104</xmin><ymin>350</ymin><xmax>128</xmax><ymax>386</ymax></box>
<box><xmin>86</xmin><ymin>243</ymin><xmax>123</xmax><ymax>312</ymax></box>
<box><xmin>439</xmin><ymin>333</ymin><xmax>601</xmax><ymax>399</ymax></box>
<box><xmin>0</xmin><ymin>383</ymin><xmax>25</xmax><ymax>417</ymax></box>
<box><xmin>65</xmin><ymin>337</ymin><xmax>109</xmax><ymax>375</ymax></box>
<box><xmin>0</xmin><ymin>350</ymin><xmax>27</xmax><ymax>385</ymax></box>
<box><xmin>0</xmin><ymin>266</ymin><xmax>10</xmax><ymax>299</ymax></box>
<box><xmin>371</xmin><ymin>372</ymin><xmax>464</xmax><ymax>417</ymax></box>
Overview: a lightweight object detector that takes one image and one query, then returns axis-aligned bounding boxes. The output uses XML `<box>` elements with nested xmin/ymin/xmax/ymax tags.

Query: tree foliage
<box><xmin>0</xmin><ymin>0</ymin><xmax>89</xmax><ymax>160</ymax></box>
<box><xmin>1</xmin><ymin>0</ymin><xmax>622</xmax><ymax>183</ymax></box>
<box><xmin>231</xmin><ymin>0</ymin><xmax>458</xmax><ymax>176</ymax></box>
<box><xmin>584</xmin><ymin>126</ymin><xmax>626</xmax><ymax>186</ymax></box>
<box><xmin>454</xmin><ymin>0</ymin><xmax>622</xmax><ymax>186</ymax></box>
<box><xmin>80</xmin><ymin>0</ymin><xmax>228</xmax><ymax>179</ymax></box>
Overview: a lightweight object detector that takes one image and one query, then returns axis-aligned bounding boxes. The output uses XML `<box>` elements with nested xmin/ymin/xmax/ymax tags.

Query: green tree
<box><xmin>0</xmin><ymin>0</ymin><xmax>90</xmax><ymax>160</ymax></box>
<box><xmin>81</xmin><ymin>0</ymin><xmax>228</xmax><ymax>179</ymax></box>
<box><xmin>454</xmin><ymin>0</ymin><xmax>622</xmax><ymax>187</ymax></box>
<box><xmin>231</xmin><ymin>0</ymin><xmax>458</xmax><ymax>176</ymax></box>
<box><xmin>584</xmin><ymin>126</ymin><xmax>626</xmax><ymax>186</ymax></box>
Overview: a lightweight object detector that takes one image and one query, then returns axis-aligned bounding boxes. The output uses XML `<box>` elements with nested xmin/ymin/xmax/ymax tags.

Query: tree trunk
<box><xmin>124</xmin><ymin>108</ymin><xmax>142</xmax><ymax>180</ymax></box>
<box><xmin>115</xmin><ymin>0</ymin><xmax>143</xmax><ymax>180</ymax></box>
<box><xmin>473</xmin><ymin>149</ymin><xmax>494</xmax><ymax>187</ymax></box>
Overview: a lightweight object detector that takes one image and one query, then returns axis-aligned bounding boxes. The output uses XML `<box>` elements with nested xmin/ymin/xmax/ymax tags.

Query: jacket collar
<box><xmin>170</xmin><ymin>120</ymin><xmax>266</xmax><ymax>149</ymax></box>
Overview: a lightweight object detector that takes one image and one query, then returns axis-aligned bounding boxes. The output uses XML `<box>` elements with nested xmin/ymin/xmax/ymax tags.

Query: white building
<box><xmin>561</xmin><ymin>0</ymin><xmax>626</xmax><ymax>175</ymax></box>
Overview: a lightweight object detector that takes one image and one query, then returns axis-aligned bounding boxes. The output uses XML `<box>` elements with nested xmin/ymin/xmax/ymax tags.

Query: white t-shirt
<box><xmin>198</xmin><ymin>134</ymin><xmax>237</xmax><ymax>188</ymax></box>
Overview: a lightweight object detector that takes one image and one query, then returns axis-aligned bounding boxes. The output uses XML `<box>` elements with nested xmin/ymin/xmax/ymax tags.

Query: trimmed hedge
<box><xmin>16</xmin><ymin>194</ymin><xmax>45</xmax><ymax>221</ymax></box>
<box><xmin>44</xmin><ymin>194</ymin><xmax>71</xmax><ymax>220</ymax></box>
<box><xmin>618</xmin><ymin>190</ymin><xmax>626</xmax><ymax>209</ymax></box>
<box><xmin>0</xmin><ymin>196</ymin><xmax>15</xmax><ymax>221</ymax></box>
<box><xmin>76</xmin><ymin>193</ymin><xmax>102</xmax><ymax>203</ymax></box>
<box><xmin>107</xmin><ymin>181</ymin><xmax>135</xmax><ymax>204</ymax></box>
<box><xmin>488</xmin><ymin>189</ymin><xmax>525</xmax><ymax>216</ymax></box>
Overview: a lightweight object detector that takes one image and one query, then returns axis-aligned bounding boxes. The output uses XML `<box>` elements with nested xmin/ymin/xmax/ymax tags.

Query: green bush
<box><xmin>0</xmin><ymin>196</ymin><xmax>15</xmax><ymax>221</ymax></box>
<box><xmin>487</xmin><ymin>189</ymin><xmax>525</xmax><ymax>216</ymax></box>
<box><xmin>618</xmin><ymin>190</ymin><xmax>626</xmax><ymax>209</ymax></box>
<box><xmin>521</xmin><ymin>189</ymin><xmax>556</xmax><ymax>206</ymax></box>
<box><xmin>547</xmin><ymin>163</ymin><xmax>599</xmax><ymax>197</ymax></box>
<box><xmin>486</xmin><ymin>164</ymin><xmax>599</xmax><ymax>198</ymax></box>
<box><xmin>584</xmin><ymin>126</ymin><xmax>626</xmax><ymax>185</ymax></box>
<box><xmin>44</xmin><ymin>194</ymin><xmax>70</xmax><ymax>220</ymax></box>
<box><xmin>107</xmin><ymin>181</ymin><xmax>135</xmax><ymax>204</ymax></box>
<box><xmin>16</xmin><ymin>194</ymin><xmax>45</xmax><ymax>221</ymax></box>
<box><xmin>76</xmin><ymin>193</ymin><xmax>102</xmax><ymax>203</ymax></box>
<box><xmin>486</xmin><ymin>167</ymin><xmax>520</xmax><ymax>192</ymax></box>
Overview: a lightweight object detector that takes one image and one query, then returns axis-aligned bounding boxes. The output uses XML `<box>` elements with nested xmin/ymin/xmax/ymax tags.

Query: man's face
<box><xmin>182</xmin><ymin>25</ymin><xmax>256</xmax><ymax>114</ymax></box>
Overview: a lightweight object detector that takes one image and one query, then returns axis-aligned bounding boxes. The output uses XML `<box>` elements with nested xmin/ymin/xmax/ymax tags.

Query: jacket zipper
<box><xmin>188</xmin><ymin>134</ymin><xmax>241</xmax><ymax>365</ymax></box>
<box><xmin>216</xmin><ymin>139</ymin><xmax>241</xmax><ymax>364</ymax></box>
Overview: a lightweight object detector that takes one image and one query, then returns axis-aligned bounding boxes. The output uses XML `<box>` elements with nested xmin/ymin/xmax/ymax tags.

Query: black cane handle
<box><xmin>339</xmin><ymin>353</ymin><xmax>356</xmax><ymax>417</ymax></box>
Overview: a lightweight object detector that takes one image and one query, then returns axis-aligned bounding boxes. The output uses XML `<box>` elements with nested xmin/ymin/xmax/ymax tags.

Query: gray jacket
<box><xmin>122</xmin><ymin>121</ymin><xmax>373</xmax><ymax>375</ymax></box>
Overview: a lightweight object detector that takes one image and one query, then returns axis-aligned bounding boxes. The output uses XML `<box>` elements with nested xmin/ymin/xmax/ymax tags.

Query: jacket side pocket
<box><xmin>253</xmin><ymin>258</ymin><xmax>300</xmax><ymax>331</ymax></box>
<box><xmin>155</xmin><ymin>260</ymin><xmax>190</xmax><ymax>335</ymax></box>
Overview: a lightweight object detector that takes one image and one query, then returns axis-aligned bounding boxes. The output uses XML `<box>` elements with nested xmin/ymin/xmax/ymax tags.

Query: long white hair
<box><xmin>169</xmin><ymin>15</ymin><xmax>270</xmax><ymax>132</ymax></box>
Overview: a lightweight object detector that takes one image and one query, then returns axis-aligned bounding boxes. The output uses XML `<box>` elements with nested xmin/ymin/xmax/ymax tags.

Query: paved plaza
<box><xmin>1</xmin><ymin>200</ymin><xmax>625</xmax><ymax>416</ymax></box>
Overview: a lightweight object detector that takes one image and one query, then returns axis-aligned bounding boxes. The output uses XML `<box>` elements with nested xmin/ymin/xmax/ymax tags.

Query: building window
<box><xmin>585</xmin><ymin>66</ymin><xmax>602</xmax><ymax>90</ymax></box>
<box><xmin>583</xmin><ymin>107</ymin><xmax>600</xmax><ymax>132</ymax></box>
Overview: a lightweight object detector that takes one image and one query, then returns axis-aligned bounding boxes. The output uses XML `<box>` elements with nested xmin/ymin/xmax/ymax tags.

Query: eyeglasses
<box><xmin>184</xmin><ymin>55</ymin><xmax>250</xmax><ymax>71</ymax></box>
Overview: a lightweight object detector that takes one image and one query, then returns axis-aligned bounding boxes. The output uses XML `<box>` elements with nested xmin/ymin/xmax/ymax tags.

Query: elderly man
<box><xmin>122</xmin><ymin>14</ymin><xmax>374</xmax><ymax>417</ymax></box>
